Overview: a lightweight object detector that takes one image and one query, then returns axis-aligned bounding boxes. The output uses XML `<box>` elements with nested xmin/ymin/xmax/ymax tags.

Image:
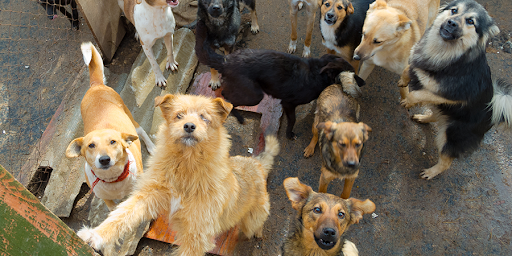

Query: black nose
<box><xmin>99</xmin><ymin>156</ymin><xmax>110</xmax><ymax>166</ymax></box>
<box><xmin>212</xmin><ymin>5</ymin><xmax>220</xmax><ymax>10</ymax></box>
<box><xmin>184</xmin><ymin>123</ymin><xmax>196</xmax><ymax>133</ymax></box>
<box><xmin>323</xmin><ymin>228</ymin><xmax>336</xmax><ymax>237</ymax></box>
<box><xmin>353</xmin><ymin>54</ymin><xmax>361</xmax><ymax>60</ymax></box>
<box><xmin>346</xmin><ymin>160</ymin><xmax>357</xmax><ymax>168</ymax></box>
<box><xmin>327</xmin><ymin>13</ymin><xmax>334</xmax><ymax>19</ymax></box>
<box><xmin>447</xmin><ymin>19</ymin><xmax>458</xmax><ymax>28</ymax></box>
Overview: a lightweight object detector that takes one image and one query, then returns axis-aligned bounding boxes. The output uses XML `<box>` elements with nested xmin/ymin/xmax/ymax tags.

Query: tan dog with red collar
<box><xmin>66</xmin><ymin>42</ymin><xmax>156</xmax><ymax>211</ymax></box>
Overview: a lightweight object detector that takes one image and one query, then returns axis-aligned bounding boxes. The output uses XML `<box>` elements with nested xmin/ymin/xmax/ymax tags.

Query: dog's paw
<box><xmin>303</xmin><ymin>145</ymin><xmax>315</xmax><ymax>158</ymax></box>
<box><xmin>251</xmin><ymin>24</ymin><xmax>260</xmax><ymax>34</ymax></box>
<box><xmin>77</xmin><ymin>227</ymin><xmax>104</xmax><ymax>251</ymax></box>
<box><xmin>420</xmin><ymin>167</ymin><xmax>442</xmax><ymax>180</ymax></box>
<box><xmin>166</xmin><ymin>59</ymin><xmax>179</xmax><ymax>71</ymax></box>
<box><xmin>400</xmin><ymin>98</ymin><xmax>414</xmax><ymax>109</ymax></box>
<box><xmin>298</xmin><ymin>1</ymin><xmax>303</xmax><ymax>10</ymax></box>
<box><xmin>286</xmin><ymin>131</ymin><xmax>297</xmax><ymax>140</ymax></box>
<box><xmin>412</xmin><ymin>114</ymin><xmax>434</xmax><ymax>124</ymax></box>
<box><xmin>302</xmin><ymin>46</ymin><xmax>311</xmax><ymax>58</ymax></box>
<box><xmin>209</xmin><ymin>79</ymin><xmax>222</xmax><ymax>91</ymax></box>
<box><xmin>342</xmin><ymin>240</ymin><xmax>359</xmax><ymax>256</ymax></box>
<box><xmin>155</xmin><ymin>74</ymin><xmax>167</xmax><ymax>89</ymax></box>
<box><xmin>287</xmin><ymin>40</ymin><xmax>297</xmax><ymax>54</ymax></box>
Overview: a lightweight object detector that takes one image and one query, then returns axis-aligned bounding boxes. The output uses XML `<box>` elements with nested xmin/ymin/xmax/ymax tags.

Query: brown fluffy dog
<box><xmin>77</xmin><ymin>94</ymin><xmax>280</xmax><ymax>255</ymax></box>
<box><xmin>304</xmin><ymin>72</ymin><xmax>371</xmax><ymax>199</ymax></box>
<box><xmin>353</xmin><ymin>0</ymin><xmax>439</xmax><ymax>98</ymax></box>
<box><xmin>282</xmin><ymin>177</ymin><xmax>375</xmax><ymax>256</ymax></box>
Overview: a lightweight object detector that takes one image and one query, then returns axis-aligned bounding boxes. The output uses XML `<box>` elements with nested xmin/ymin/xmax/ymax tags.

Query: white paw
<box><xmin>166</xmin><ymin>59</ymin><xmax>178</xmax><ymax>71</ymax></box>
<box><xmin>302</xmin><ymin>46</ymin><xmax>311</xmax><ymax>58</ymax></box>
<box><xmin>155</xmin><ymin>73</ymin><xmax>167</xmax><ymax>89</ymax></box>
<box><xmin>77</xmin><ymin>226</ymin><xmax>104</xmax><ymax>251</ymax></box>
<box><xmin>420</xmin><ymin>167</ymin><xmax>442</xmax><ymax>180</ymax></box>
<box><xmin>298</xmin><ymin>2</ymin><xmax>303</xmax><ymax>10</ymax></box>
<box><xmin>287</xmin><ymin>40</ymin><xmax>297</xmax><ymax>54</ymax></box>
<box><xmin>209</xmin><ymin>78</ymin><xmax>221</xmax><ymax>91</ymax></box>
<box><xmin>251</xmin><ymin>24</ymin><xmax>260</xmax><ymax>34</ymax></box>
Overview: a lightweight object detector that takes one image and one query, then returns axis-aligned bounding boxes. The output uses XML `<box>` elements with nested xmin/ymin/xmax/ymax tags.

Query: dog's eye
<box><xmin>355</xmin><ymin>143</ymin><xmax>361</xmax><ymax>148</ymax></box>
<box><xmin>200</xmin><ymin>114</ymin><xmax>208</xmax><ymax>122</ymax></box>
<box><xmin>325</xmin><ymin>2</ymin><xmax>330</xmax><ymax>7</ymax></box>
<box><xmin>176</xmin><ymin>113</ymin><xmax>183</xmax><ymax>119</ymax></box>
<box><xmin>88</xmin><ymin>143</ymin><xmax>95</xmax><ymax>149</ymax></box>
<box><xmin>338</xmin><ymin>142</ymin><xmax>346</xmax><ymax>148</ymax></box>
<box><xmin>451</xmin><ymin>8</ymin><xmax>457</xmax><ymax>15</ymax></box>
<box><xmin>337</xmin><ymin>5</ymin><xmax>343</xmax><ymax>10</ymax></box>
<box><xmin>313</xmin><ymin>207</ymin><xmax>322</xmax><ymax>214</ymax></box>
<box><xmin>338</xmin><ymin>212</ymin><xmax>345</xmax><ymax>219</ymax></box>
<box><xmin>466</xmin><ymin>18</ymin><xmax>474</xmax><ymax>25</ymax></box>
<box><xmin>373</xmin><ymin>39</ymin><xmax>381</xmax><ymax>44</ymax></box>
<box><xmin>110</xmin><ymin>140</ymin><xmax>116</xmax><ymax>145</ymax></box>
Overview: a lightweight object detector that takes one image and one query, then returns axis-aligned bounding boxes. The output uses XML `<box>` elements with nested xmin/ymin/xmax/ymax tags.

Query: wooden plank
<box><xmin>144</xmin><ymin>214</ymin><xmax>239</xmax><ymax>256</ymax></box>
<box><xmin>76</xmin><ymin>0</ymin><xmax>125</xmax><ymax>62</ymax></box>
<box><xmin>0</xmin><ymin>164</ymin><xmax>94</xmax><ymax>255</ymax></box>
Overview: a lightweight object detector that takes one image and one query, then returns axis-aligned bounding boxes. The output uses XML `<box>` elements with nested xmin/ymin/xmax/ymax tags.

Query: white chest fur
<box><xmin>321</xmin><ymin>20</ymin><xmax>340</xmax><ymax>53</ymax></box>
<box><xmin>134</xmin><ymin>1</ymin><xmax>175</xmax><ymax>43</ymax></box>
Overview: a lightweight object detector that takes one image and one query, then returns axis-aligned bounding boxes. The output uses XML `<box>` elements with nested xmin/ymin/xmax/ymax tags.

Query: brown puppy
<box><xmin>66</xmin><ymin>42</ymin><xmax>155</xmax><ymax>211</ymax></box>
<box><xmin>282</xmin><ymin>177</ymin><xmax>375</xmax><ymax>256</ymax></box>
<box><xmin>287</xmin><ymin>0</ymin><xmax>321</xmax><ymax>57</ymax></box>
<box><xmin>77</xmin><ymin>94</ymin><xmax>279</xmax><ymax>256</ymax></box>
<box><xmin>304</xmin><ymin>72</ymin><xmax>371</xmax><ymax>199</ymax></box>
<box><xmin>353</xmin><ymin>0</ymin><xmax>439</xmax><ymax>98</ymax></box>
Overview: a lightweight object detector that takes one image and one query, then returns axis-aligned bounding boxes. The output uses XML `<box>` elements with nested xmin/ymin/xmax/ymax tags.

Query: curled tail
<box><xmin>491</xmin><ymin>79</ymin><xmax>512</xmax><ymax>127</ymax></box>
<box><xmin>81</xmin><ymin>42</ymin><xmax>105</xmax><ymax>86</ymax></box>
<box><xmin>256</xmin><ymin>135</ymin><xmax>280</xmax><ymax>177</ymax></box>
<box><xmin>338</xmin><ymin>71</ymin><xmax>363</xmax><ymax>98</ymax></box>
<box><xmin>194</xmin><ymin>20</ymin><xmax>226</xmax><ymax>73</ymax></box>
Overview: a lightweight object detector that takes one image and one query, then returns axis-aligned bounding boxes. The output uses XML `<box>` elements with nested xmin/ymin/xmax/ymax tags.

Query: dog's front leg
<box><xmin>287</xmin><ymin>3</ymin><xmax>298</xmax><ymax>54</ymax></box>
<box><xmin>164</xmin><ymin>32</ymin><xmax>179</xmax><ymax>72</ymax></box>
<box><xmin>172</xmin><ymin>232</ymin><xmax>216</xmax><ymax>256</ymax></box>
<box><xmin>282</xmin><ymin>103</ymin><xmax>297</xmax><ymax>140</ymax></box>
<box><xmin>302</xmin><ymin>4</ymin><xmax>318</xmax><ymax>57</ymax></box>
<box><xmin>141</xmin><ymin>38</ymin><xmax>167</xmax><ymax>88</ymax></box>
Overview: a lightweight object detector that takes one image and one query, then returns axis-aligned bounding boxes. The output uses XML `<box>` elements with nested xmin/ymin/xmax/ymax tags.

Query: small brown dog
<box><xmin>77</xmin><ymin>94</ymin><xmax>279</xmax><ymax>255</ymax></box>
<box><xmin>304</xmin><ymin>72</ymin><xmax>371</xmax><ymax>199</ymax></box>
<box><xmin>287</xmin><ymin>0</ymin><xmax>321</xmax><ymax>57</ymax></box>
<box><xmin>282</xmin><ymin>177</ymin><xmax>375</xmax><ymax>256</ymax></box>
<box><xmin>66</xmin><ymin>42</ymin><xmax>155</xmax><ymax>211</ymax></box>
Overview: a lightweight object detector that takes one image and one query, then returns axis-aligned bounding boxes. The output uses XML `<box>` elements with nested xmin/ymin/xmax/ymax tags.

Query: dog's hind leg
<box><xmin>287</xmin><ymin>1</ymin><xmax>299</xmax><ymax>54</ymax></box>
<box><xmin>304</xmin><ymin>114</ymin><xmax>320</xmax><ymax>157</ymax></box>
<box><xmin>164</xmin><ymin>32</ymin><xmax>179</xmax><ymax>72</ymax></box>
<box><xmin>282</xmin><ymin>103</ymin><xmax>298</xmax><ymax>140</ymax></box>
<box><xmin>421</xmin><ymin>120</ymin><xmax>453</xmax><ymax>180</ymax></box>
<box><xmin>141</xmin><ymin>38</ymin><xmax>167</xmax><ymax>88</ymax></box>
<box><xmin>240</xmin><ymin>0</ymin><xmax>259</xmax><ymax>34</ymax></box>
<box><xmin>240</xmin><ymin>199</ymin><xmax>270</xmax><ymax>239</ymax></box>
<box><xmin>302</xmin><ymin>4</ymin><xmax>318</xmax><ymax>58</ymax></box>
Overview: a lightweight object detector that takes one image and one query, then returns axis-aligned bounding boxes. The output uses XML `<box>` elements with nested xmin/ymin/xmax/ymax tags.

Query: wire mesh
<box><xmin>0</xmin><ymin>0</ymin><xmax>94</xmax><ymax>195</ymax></box>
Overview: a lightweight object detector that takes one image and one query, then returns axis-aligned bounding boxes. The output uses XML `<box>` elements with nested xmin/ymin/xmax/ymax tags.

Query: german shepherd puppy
<box><xmin>282</xmin><ymin>177</ymin><xmax>375</xmax><ymax>256</ymax></box>
<box><xmin>304</xmin><ymin>74</ymin><xmax>371</xmax><ymax>199</ymax></box>
<box><xmin>38</xmin><ymin>0</ymin><xmax>79</xmax><ymax>30</ymax></box>
<box><xmin>195</xmin><ymin>20</ymin><xmax>365</xmax><ymax>140</ymax></box>
<box><xmin>320</xmin><ymin>0</ymin><xmax>374</xmax><ymax>72</ymax></box>
<box><xmin>198</xmin><ymin>0</ymin><xmax>259</xmax><ymax>90</ymax></box>
<box><xmin>399</xmin><ymin>0</ymin><xmax>512</xmax><ymax>180</ymax></box>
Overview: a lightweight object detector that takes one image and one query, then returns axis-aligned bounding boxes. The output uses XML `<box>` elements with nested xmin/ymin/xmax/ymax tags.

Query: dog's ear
<box><xmin>317</xmin><ymin>121</ymin><xmax>336</xmax><ymax>140</ymax></box>
<box><xmin>396</xmin><ymin>14</ymin><xmax>412</xmax><ymax>32</ymax></box>
<box><xmin>66</xmin><ymin>138</ymin><xmax>84</xmax><ymax>158</ymax></box>
<box><xmin>283</xmin><ymin>177</ymin><xmax>313</xmax><ymax>210</ymax></box>
<box><xmin>121</xmin><ymin>133</ymin><xmax>139</xmax><ymax>147</ymax></box>
<box><xmin>346</xmin><ymin>3</ymin><xmax>354</xmax><ymax>15</ymax></box>
<box><xmin>369</xmin><ymin>0</ymin><xmax>387</xmax><ymax>11</ymax></box>
<box><xmin>354</xmin><ymin>74</ymin><xmax>365</xmax><ymax>87</ymax></box>
<box><xmin>155</xmin><ymin>94</ymin><xmax>175</xmax><ymax>121</ymax></box>
<box><xmin>347</xmin><ymin>198</ymin><xmax>376</xmax><ymax>225</ymax></box>
<box><xmin>488</xmin><ymin>24</ymin><xmax>500</xmax><ymax>38</ymax></box>
<box><xmin>213</xmin><ymin>98</ymin><xmax>233</xmax><ymax>121</ymax></box>
<box><xmin>358</xmin><ymin>122</ymin><xmax>372</xmax><ymax>142</ymax></box>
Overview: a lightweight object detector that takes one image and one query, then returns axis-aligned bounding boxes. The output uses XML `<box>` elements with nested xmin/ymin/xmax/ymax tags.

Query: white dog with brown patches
<box><xmin>66</xmin><ymin>42</ymin><xmax>156</xmax><ymax>211</ymax></box>
<box><xmin>118</xmin><ymin>0</ymin><xmax>180</xmax><ymax>88</ymax></box>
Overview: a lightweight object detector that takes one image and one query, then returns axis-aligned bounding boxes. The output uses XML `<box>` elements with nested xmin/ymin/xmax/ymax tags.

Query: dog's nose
<box><xmin>327</xmin><ymin>13</ymin><xmax>334</xmax><ymax>19</ymax></box>
<box><xmin>184</xmin><ymin>123</ymin><xmax>196</xmax><ymax>133</ymax></box>
<box><xmin>212</xmin><ymin>5</ymin><xmax>220</xmax><ymax>11</ymax></box>
<box><xmin>322</xmin><ymin>228</ymin><xmax>336</xmax><ymax>237</ymax></box>
<box><xmin>346</xmin><ymin>160</ymin><xmax>357</xmax><ymax>168</ymax></box>
<box><xmin>353</xmin><ymin>54</ymin><xmax>361</xmax><ymax>60</ymax></box>
<box><xmin>99</xmin><ymin>156</ymin><xmax>111</xmax><ymax>166</ymax></box>
<box><xmin>447</xmin><ymin>19</ymin><xmax>458</xmax><ymax>28</ymax></box>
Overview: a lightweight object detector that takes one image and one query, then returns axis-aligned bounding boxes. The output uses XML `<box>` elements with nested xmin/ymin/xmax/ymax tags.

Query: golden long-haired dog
<box><xmin>77</xmin><ymin>94</ymin><xmax>279</xmax><ymax>255</ymax></box>
<box><xmin>281</xmin><ymin>177</ymin><xmax>375</xmax><ymax>256</ymax></box>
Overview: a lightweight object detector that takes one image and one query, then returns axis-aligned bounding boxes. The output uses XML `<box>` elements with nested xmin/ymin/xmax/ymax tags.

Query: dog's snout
<box><xmin>99</xmin><ymin>156</ymin><xmax>111</xmax><ymax>166</ymax></box>
<box><xmin>353</xmin><ymin>54</ymin><xmax>361</xmax><ymax>61</ymax></box>
<box><xmin>322</xmin><ymin>228</ymin><xmax>337</xmax><ymax>237</ymax></box>
<box><xmin>327</xmin><ymin>13</ymin><xmax>334</xmax><ymax>19</ymax></box>
<box><xmin>447</xmin><ymin>19</ymin><xmax>458</xmax><ymax>28</ymax></box>
<box><xmin>184</xmin><ymin>123</ymin><xmax>196</xmax><ymax>133</ymax></box>
<box><xmin>212</xmin><ymin>5</ymin><xmax>221</xmax><ymax>10</ymax></box>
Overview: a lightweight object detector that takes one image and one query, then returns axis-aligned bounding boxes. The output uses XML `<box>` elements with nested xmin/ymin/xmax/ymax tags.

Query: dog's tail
<box><xmin>338</xmin><ymin>71</ymin><xmax>363</xmax><ymax>98</ymax></box>
<box><xmin>81</xmin><ymin>42</ymin><xmax>105</xmax><ymax>86</ymax></box>
<box><xmin>256</xmin><ymin>135</ymin><xmax>280</xmax><ymax>176</ymax></box>
<box><xmin>194</xmin><ymin>20</ymin><xmax>226</xmax><ymax>73</ymax></box>
<box><xmin>491</xmin><ymin>79</ymin><xmax>512</xmax><ymax>127</ymax></box>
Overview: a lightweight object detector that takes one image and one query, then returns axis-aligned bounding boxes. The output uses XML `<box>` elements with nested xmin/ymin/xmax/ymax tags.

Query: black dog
<box><xmin>197</xmin><ymin>0</ymin><xmax>259</xmax><ymax>90</ymax></box>
<box><xmin>38</xmin><ymin>0</ymin><xmax>79</xmax><ymax>30</ymax></box>
<box><xmin>195</xmin><ymin>20</ymin><xmax>365</xmax><ymax>139</ymax></box>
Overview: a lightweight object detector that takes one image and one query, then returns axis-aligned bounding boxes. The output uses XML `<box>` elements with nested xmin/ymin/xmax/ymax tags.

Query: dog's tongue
<box><xmin>167</xmin><ymin>0</ymin><xmax>179</xmax><ymax>7</ymax></box>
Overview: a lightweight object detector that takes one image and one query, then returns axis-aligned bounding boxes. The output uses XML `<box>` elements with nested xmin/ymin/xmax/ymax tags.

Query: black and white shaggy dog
<box><xmin>198</xmin><ymin>0</ymin><xmax>259</xmax><ymax>90</ymax></box>
<box><xmin>399</xmin><ymin>0</ymin><xmax>512</xmax><ymax>180</ymax></box>
<box><xmin>195</xmin><ymin>20</ymin><xmax>365</xmax><ymax>140</ymax></box>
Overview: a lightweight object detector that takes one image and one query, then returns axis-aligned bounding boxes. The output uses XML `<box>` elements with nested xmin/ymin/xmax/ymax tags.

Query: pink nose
<box><xmin>52</xmin><ymin>14</ymin><xmax>58</xmax><ymax>20</ymax></box>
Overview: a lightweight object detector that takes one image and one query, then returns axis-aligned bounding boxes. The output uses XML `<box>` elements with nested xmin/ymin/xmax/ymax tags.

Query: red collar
<box><xmin>90</xmin><ymin>160</ymin><xmax>131</xmax><ymax>192</ymax></box>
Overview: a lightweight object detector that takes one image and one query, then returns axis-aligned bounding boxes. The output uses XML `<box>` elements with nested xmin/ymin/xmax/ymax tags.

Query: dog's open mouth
<box><xmin>315</xmin><ymin>236</ymin><xmax>337</xmax><ymax>250</ymax></box>
<box><xmin>166</xmin><ymin>0</ymin><xmax>179</xmax><ymax>7</ymax></box>
<box><xmin>324</xmin><ymin>17</ymin><xmax>336</xmax><ymax>25</ymax></box>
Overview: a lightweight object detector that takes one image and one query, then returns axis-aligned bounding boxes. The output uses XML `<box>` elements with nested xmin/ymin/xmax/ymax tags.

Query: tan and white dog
<box><xmin>288</xmin><ymin>0</ymin><xmax>321</xmax><ymax>58</ymax></box>
<box><xmin>118</xmin><ymin>0</ymin><xmax>180</xmax><ymax>88</ymax></box>
<box><xmin>66</xmin><ymin>42</ymin><xmax>156</xmax><ymax>211</ymax></box>
<box><xmin>353</xmin><ymin>0</ymin><xmax>439</xmax><ymax>98</ymax></box>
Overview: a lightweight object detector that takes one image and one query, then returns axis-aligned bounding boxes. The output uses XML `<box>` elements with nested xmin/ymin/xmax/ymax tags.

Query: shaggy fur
<box><xmin>304</xmin><ymin>74</ymin><xmax>371</xmax><ymax>199</ymax></box>
<box><xmin>320</xmin><ymin>0</ymin><xmax>374</xmax><ymax>72</ymax></box>
<box><xmin>195</xmin><ymin>20</ymin><xmax>365</xmax><ymax>140</ymax></box>
<box><xmin>399</xmin><ymin>0</ymin><xmax>512</xmax><ymax>179</ymax></box>
<box><xmin>198</xmin><ymin>0</ymin><xmax>259</xmax><ymax>90</ymax></box>
<box><xmin>287</xmin><ymin>0</ymin><xmax>321</xmax><ymax>57</ymax></box>
<box><xmin>281</xmin><ymin>177</ymin><xmax>375</xmax><ymax>256</ymax></box>
<box><xmin>77</xmin><ymin>94</ymin><xmax>279</xmax><ymax>256</ymax></box>
<box><xmin>353</xmin><ymin>0</ymin><xmax>439</xmax><ymax>98</ymax></box>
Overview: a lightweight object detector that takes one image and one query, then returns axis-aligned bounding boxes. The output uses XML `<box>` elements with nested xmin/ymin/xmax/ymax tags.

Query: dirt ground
<box><xmin>2</xmin><ymin>0</ymin><xmax>512</xmax><ymax>255</ymax></box>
